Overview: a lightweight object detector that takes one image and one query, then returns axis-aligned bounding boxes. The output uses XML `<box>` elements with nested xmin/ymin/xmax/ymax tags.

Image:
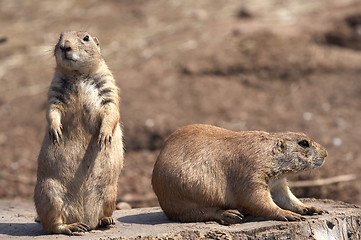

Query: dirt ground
<box><xmin>0</xmin><ymin>0</ymin><xmax>360</xmax><ymax>208</ymax></box>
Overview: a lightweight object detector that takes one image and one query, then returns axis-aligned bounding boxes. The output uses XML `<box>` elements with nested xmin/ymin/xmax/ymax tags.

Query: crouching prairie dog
<box><xmin>34</xmin><ymin>31</ymin><xmax>123</xmax><ymax>235</ymax></box>
<box><xmin>152</xmin><ymin>124</ymin><xmax>328</xmax><ymax>224</ymax></box>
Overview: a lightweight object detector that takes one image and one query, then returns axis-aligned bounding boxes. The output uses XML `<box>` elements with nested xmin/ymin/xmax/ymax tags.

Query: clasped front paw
<box><xmin>49</xmin><ymin>124</ymin><xmax>63</xmax><ymax>145</ymax></box>
<box><xmin>98</xmin><ymin>129</ymin><xmax>112</xmax><ymax>150</ymax></box>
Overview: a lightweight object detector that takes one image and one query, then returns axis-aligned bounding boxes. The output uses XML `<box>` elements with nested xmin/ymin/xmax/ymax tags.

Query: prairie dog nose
<box><xmin>60</xmin><ymin>40</ymin><xmax>72</xmax><ymax>52</ymax></box>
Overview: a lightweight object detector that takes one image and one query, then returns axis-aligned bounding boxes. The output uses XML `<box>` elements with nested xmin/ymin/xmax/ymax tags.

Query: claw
<box><xmin>58</xmin><ymin>130</ymin><xmax>63</xmax><ymax>142</ymax></box>
<box><xmin>99</xmin><ymin>217</ymin><xmax>115</xmax><ymax>227</ymax></box>
<box><xmin>98</xmin><ymin>134</ymin><xmax>104</xmax><ymax>149</ymax></box>
<box><xmin>303</xmin><ymin>205</ymin><xmax>328</xmax><ymax>215</ymax></box>
<box><xmin>49</xmin><ymin>125</ymin><xmax>63</xmax><ymax>145</ymax></box>
<box><xmin>59</xmin><ymin>222</ymin><xmax>90</xmax><ymax>235</ymax></box>
<box><xmin>219</xmin><ymin>209</ymin><xmax>243</xmax><ymax>225</ymax></box>
<box><xmin>276</xmin><ymin>210</ymin><xmax>304</xmax><ymax>221</ymax></box>
<box><xmin>98</xmin><ymin>133</ymin><xmax>112</xmax><ymax>150</ymax></box>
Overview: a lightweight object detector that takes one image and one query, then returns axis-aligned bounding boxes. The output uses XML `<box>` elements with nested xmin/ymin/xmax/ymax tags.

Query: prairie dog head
<box><xmin>54</xmin><ymin>31</ymin><xmax>102</xmax><ymax>71</ymax></box>
<box><xmin>270</xmin><ymin>132</ymin><xmax>327</xmax><ymax>176</ymax></box>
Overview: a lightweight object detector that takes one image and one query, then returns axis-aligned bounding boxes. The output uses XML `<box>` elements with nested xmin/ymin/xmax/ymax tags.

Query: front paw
<box><xmin>49</xmin><ymin>124</ymin><xmax>63</xmax><ymax>144</ymax></box>
<box><xmin>275</xmin><ymin>209</ymin><xmax>306</xmax><ymax>221</ymax></box>
<box><xmin>302</xmin><ymin>205</ymin><xmax>328</xmax><ymax>215</ymax></box>
<box><xmin>98</xmin><ymin>128</ymin><xmax>112</xmax><ymax>149</ymax></box>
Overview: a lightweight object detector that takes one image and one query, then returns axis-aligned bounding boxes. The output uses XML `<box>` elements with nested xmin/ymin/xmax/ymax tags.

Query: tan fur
<box><xmin>152</xmin><ymin>124</ymin><xmax>328</xmax><ymax>224</ymax></box>
<box><xmin>34</xmin><ymin>31</ymin><xmax>123</xmax><ymax>235</ymax></box>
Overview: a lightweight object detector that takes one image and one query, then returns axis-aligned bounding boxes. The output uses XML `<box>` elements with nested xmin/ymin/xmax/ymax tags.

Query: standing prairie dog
<box><xmin>152</xmin><ymin>124</ymin><xmax>328</xmax><ymax>224</ymax></box>
<box><xmin>34</xmin><ymin>31</ymin><xmax>123</xmax><ymax>235</ymax></box>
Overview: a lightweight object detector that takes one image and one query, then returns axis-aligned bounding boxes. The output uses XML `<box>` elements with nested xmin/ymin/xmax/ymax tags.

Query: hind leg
<box><xmin>98</xmin><ymin>183</ymin><xmax>117</xmax><ymax>227</ymax></box>
<box><xmin>166</xmin><ymin>206</ymin><xmax>243</xmax><ymax>225</ymax></box>
<box><xmin>97</xmin><ymin>136</ymin><xmax>123</xmax><ymax>228</ymax></box>
<box><xmin>40</xmin><ymin>210</ymin><xmax>90</xmax><ymax>235</ymax></box>
<box><xmin>34</xmin><ymin>179</ymin><xmax>90</xmax><ymax>235</ymax></box>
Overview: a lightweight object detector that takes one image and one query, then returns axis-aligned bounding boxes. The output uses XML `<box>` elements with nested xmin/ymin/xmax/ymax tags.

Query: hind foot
<box><xmin>217</xmin><ymin>209</ymin><xmax>244</xmax><ymax>225</ymax></box>
<box><xmin>275</xmin><ymin>209</ymin><xmax>306</xmax><ymax>221</ymax></box>
<box><xmin>55</xmin><ymin>222</ymin><xmax>91</xmax><ymax>235</ymax></box>
<box><xmin>99</xmin><ymin>217</ymin><xmax>115</xmax><ymax>227</ymax></box>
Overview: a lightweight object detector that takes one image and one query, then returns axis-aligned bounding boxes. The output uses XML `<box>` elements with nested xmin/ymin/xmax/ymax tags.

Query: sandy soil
<box><xmin>0</xmin><ymin>0</ymin><xmax>360</xmax><ymax>208</ymax></box>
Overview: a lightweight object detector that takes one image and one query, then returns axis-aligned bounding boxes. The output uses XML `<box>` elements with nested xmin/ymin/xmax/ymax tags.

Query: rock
<box><xmin>0</xmin><ymin>199</ymin><xmax>360</xmax><ymax>239</ymax></box>
<box><xmin>116</xmin><ymin>201</ymin><xmax>132</xmax><ymax>210</ymax></box>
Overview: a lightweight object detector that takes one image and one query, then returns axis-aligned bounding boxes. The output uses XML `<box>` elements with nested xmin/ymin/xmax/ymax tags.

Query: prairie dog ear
<box><xmin>272</xmin><ymin>139</ymin><xmax>286</xmax><ymax>154</ymax></box>
<box><xmin>93</xmin><ymin>37</ymin><xmax>100</xmax><ymax>48</ymax></box>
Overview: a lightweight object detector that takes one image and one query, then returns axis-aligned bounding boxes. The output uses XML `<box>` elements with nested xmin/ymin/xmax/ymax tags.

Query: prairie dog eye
<box><xmin>83</xmin><ymin>35</ymin><xmax>90</xmax><ymax>41</ymax></box>
<box><xmin>298</xmin><ymin>140</ymin><xmax>310</xmax><ymax>148</ymax></box>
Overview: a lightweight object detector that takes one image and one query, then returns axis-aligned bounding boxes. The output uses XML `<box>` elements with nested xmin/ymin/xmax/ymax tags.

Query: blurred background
<box><xmin>0</xmin><ymin>0</ymin><xmax>360</xmax><ymax>208</ymax></box>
